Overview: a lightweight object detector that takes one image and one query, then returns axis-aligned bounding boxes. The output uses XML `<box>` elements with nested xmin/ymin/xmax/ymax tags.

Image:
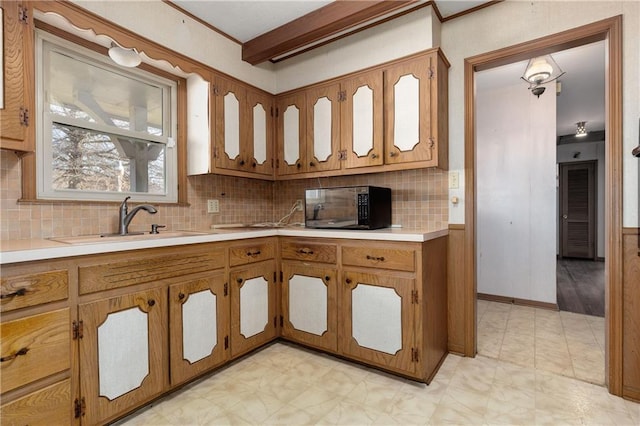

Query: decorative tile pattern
<box><xmin>115</xmin><ymin>342</ymin><xmax>638</xmax><ymax>425</ymax></box>
<box><xmin>0</xmin><ymin>150</ymin><xmax>448</xmax><ymax>240</ymax></box>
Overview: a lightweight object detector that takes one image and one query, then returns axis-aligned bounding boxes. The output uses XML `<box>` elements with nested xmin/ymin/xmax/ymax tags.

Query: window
<box><xmin>36</xmin><ymin>30</ymin><xmax>178</xmax><ymax>203</ymax></box>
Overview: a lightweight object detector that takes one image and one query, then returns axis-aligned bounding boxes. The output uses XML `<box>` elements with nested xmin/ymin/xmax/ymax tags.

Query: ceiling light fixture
<box><xmin>576</xmin><ymin>121</ymin><xmax>587</xmax><ymax>137</ymax></box>
<box><xmin>108</xmin><ymin>42</ymin><xmax>141</xmax><ymax>67</ymax></box>
<box><xmin>521</xmin><ymin>55</ymin><xmax>565</xmax><ymax>98</ymax></box>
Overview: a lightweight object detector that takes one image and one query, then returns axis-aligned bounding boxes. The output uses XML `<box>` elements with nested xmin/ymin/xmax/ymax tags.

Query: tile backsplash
<box><xmin>0</xmin><ymin>150</ymin><xmax>448</xmax><ymax>241</ymax></box>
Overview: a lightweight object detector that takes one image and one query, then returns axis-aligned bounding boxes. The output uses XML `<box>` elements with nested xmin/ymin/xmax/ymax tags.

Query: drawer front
<box><xmin>79</xmin><ymin>248</ymin><xmax>225</xmax><ymax>294</ymax></box>
<box><xmin>0</xmin><ymin>379</ymin><xmax>71</xmax><ymax>425</ymax></box>
<box><xmin>281</xmin><ymin>241</ymin><xmax>337</xmax><ymax>263</ymax></box>
<box><xmin>1</xmin><ymin>270</ymin><xmax>68</xmax><ymax>313</ymax></box>
<box><xmin>1</xmin><ymin>309</ymin><xmax>70</xmax><ymax>393</ymax></box>
<box><xmin>342</xmin><ymin>246</ymin><xmax>415</xmax><ymax>271</ymax></box>
<box><xmin>229</xmin><ymin>241</ymin><xmax>275</xmax><ymax>266</ymax></box>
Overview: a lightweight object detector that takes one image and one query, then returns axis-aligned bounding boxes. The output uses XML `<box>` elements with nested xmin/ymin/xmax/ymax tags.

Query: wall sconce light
<box><xmin>108</xmin><ymin>42</ymin><xmax>141</xmax><ymax>67</ymax></box>
<box><xmin>576</xmin><ymin>121</ymin><xmax>587</xmax><ymax>137</ymax></box>
<box><xmin>521</xmin><ymin>55</ymin><xmax>565</xmax><ymax>98</ymax></box>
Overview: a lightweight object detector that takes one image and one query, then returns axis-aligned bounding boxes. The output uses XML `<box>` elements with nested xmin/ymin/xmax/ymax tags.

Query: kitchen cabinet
<box><xmin>0</xmin><ymin>1</ymin><xmax>34</xmax><ymax>152</ymax></box>
<box><xmin>0</xmin><ymin>266</ymin><xmax>72</xmax><ymax>423</ymax></box>
<box><xmin>214</xmin><ymin>76</ymin><xmax>274</xmax><ymax>177</ymax></box>
<box><xmin>305</xmin><ymin>83</ymin><xmax>341</xmax><ymax>173</ymax></box>
<box><xmin>276</xmin><ymin>92</ymin><xmax>306</xmax><ymax>175</ymax></box>
<box><xmin>384</xmin><ymin>50</ymin><xmax>448</xmax><ymax>169</ymax></box>
<box><xmin>341</xmin><ymin>70</ymin><xmax>384</xmax><ymax>169</ymax></box>
<box><xmin>280</xmin><ymin>239</ymin><xmax>338</xmax><ymax>352</ymax></box>
<box><xmin>78</xmin><ymin>287</ymin><xmax>167</xmax><ymax>425</ymax></box>
<box><xmin>229</xmin><ymin>261</ymin><xmax>277</xmax><ymax>358</ymax></box>
<box><xmin>169</xmin><ymin>274</ymin><xmax>229</xmax><ymax>386</ymax></box>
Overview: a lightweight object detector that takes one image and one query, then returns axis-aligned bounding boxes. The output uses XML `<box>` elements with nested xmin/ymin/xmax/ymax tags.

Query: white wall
<box><xmin>557</xmin><ymin>141</ymin><xmax>606</xmax><ymax>258</ymax></box>
<box><xmin>476</xmin><ymin>82</ymin><xmax>557</xmax><ymax>304</ymax></box>
<box><xmin>71</xmin><ymin>1</ymin><xmax>277</xmax><ymax>93</ymax></box>
<box><xmin>274</xmin><ymin>6</ymin><xmax>440</xmax><ymax>93</ymax></box>
<box><xmin>442</xmin><ymin>1</ymin><xmax>639</xmax><ymax>228</ymax></box>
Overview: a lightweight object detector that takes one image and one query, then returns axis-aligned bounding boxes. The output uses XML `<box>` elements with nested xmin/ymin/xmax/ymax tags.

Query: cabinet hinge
<box><xmin>273</xmin><ymin>271</ymin><xmax>277</xmax><ymax>282</ymax></box>
<box><xmin>19</xmin><ymin>108</ymin><xmax>29</xmax><ymax>127</ymax></box>
<box><xmin>72</xmin><ymin>320</ymin><xmax>84</xmax><ymax>340</ymax></box>
<box><xmin>276</xmin><ymin>159</ymin><xmax>280</xmax><ymax>169</ymax></box>
<box><xmin>411</xmin><ymin>290</ymin><xmax>419</xmax><ymax>304</ymax></box>
<box><xmin>213</xmin><ymin>146</ymin><xmax>219</xmax><ymax>158</ymax></box>
<box><xmin>74</xmin><ymin>397</ymin><xmax>86</xmax><ymax>418</ymax></box>
<box><xmin>411</xmin><ymin>348</ymin><xmax>419</xmax><ymax>363</ymax></box>
<box><xmin>429</xmin><ymin>137</ymin><xmax>435</xmax><ymax>149</ymax></box>
<box><xmin>273</xmin><ymin>316</ymin><xmax>277</xmax><ymax>327</ymax></box>
<box><xmin>270</xmin><ymin>106</ymin><xmax>274</xmax><ymax>117</ymax></box>
<box><xmin>279</xmin><ymin>271</ymin><xmax>283</xmax><ymax>283</ymax></box>
<box><xmin>337</xmin><ymin>90</ymin><xmax>347</xmax><ymax>102</ymax></box>
<box><xmin>428</xmin><ymin>67</ymin><xmax>435</xmax><ymax>79</ymax></box>
<box><xmin>338</xmin><ymin>150</ymin><xmax>347</xmax><ymax>161</ymax></box>
<box><xmin>280</xmin><ymin>315</ymin><xmax>284</xmax><ymax>328</ymax></box>
<box><xmin>224</xmin><ymin>282</ymin><xmax>228</xmax><ymax>296</ymax></box>
<box><xmin>18</xmin><ymin>6</ymin><xmax>29</xmax><ymax>24</ymax></box>
<box><xmin>275</xmin><ymin>108</ymin><xmax>279</xmax><ymax>117</ymax></box>
<box><xmin>224</xmin><ymin>335</ymin><xmax>229</xmax><ymax>349</ymax></box>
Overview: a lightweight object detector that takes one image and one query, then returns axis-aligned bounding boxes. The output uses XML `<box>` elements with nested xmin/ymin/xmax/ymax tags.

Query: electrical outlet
<box><xmin>207</xmin><ymin>199</ymin><xmax>219</xmax><ymax>213</ymax></box>
<box><xmin>294</xmin><ymin>199</ymin><xmax>303</xmax><ymax>212</ymax></box>
<box><xmin>449</xmin><ymin>171</ymin><xmax>459</xmax><ymax>189</ymax></box>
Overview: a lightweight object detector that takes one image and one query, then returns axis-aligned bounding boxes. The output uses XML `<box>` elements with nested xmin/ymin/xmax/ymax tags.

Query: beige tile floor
<box><xmin>117</xmin><ymin>340</ymin><xmax>639</xmax><ymax>425</ymax></box>
<box><xmin>477</xmin><ymin>300</ymin><xmax>606</xmax><ymax>385</ymax></box>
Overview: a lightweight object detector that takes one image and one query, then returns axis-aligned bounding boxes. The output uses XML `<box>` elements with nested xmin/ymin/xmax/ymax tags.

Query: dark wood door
<box><xmin>560</xmin><ymin>161</ymin><xmax>597</xmax><ymax>259</ymax></box>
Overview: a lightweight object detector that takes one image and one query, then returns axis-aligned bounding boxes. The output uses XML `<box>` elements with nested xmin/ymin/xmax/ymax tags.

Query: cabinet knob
<box><xmin>0</xmin><ymin>287</ymin><xmax>27</xmax><ymax>300</ymax></box>
<box><xmin>236</xmin><ymin>278</ymin><xmax>243</xmax><ymax>284</ymax></box>
<box><xmin>239</xmin><ymin>159</ymin><xmax>246</xmax><ymax>166</ymax></box>
<box><xmin>345</xmin><ymin>278</ymin><xmax>352</xmax><ymax>284</ymax></box>
<box><xmin>371</xmin><ymin>153</ymin><xmax>378</xmax><ymax>159</ymax></box>
<box><xmin>309</xmin><ymin>162</ymin><xmax>315</xmax><ymax>167</ymax></box>
<box><xmin>389</xmin><ymin>152</ymin><xmax>397</xmax><ymax>157</ymax></box>
<box><xmin>366</xmin><ymin>255</ymin><xmax>385</xmax><ymax>262</ymax></box>
<box><xmin>147</xmin><ymin>299</ymin><xmax>156</xmax><ymax>307</ymax></box>
<box><xmin>296</xmin><ymin>163</ymin><xmax>302</xmax><ymax>169</ymax></box>
<box><xmin>246</xmin><ymin>250</ymin><xmax>261</xmax><ymax>257</ymax></box>
<box><xmin>178</xmin><ymin>292</ymin><xmax>185</xmax><ymax>300</ymax></box>
<box><xmin>0</xmin><ymin>347</ymin><xmax>29</xmax><ymax>363</ymax></box>
<box><xmin>324</xmin><ymin>276</ymin><xmax>330</xmax><ymax>281</ymax></box>
<box><xmin>252</xmin><ymin>162</ymin><xmax>257</xmax><ymax>168</ymax></box>
<box><xmin>298</xmin><ymin>249</ymin><xmax>314</xmax><ymax>255</ymax></box>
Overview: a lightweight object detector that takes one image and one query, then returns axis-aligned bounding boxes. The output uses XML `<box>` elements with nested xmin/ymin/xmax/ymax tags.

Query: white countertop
<box><xmin>0</xmin><ymin>227</ymin><xmax>448</xmax><ymax>264</ymax></box>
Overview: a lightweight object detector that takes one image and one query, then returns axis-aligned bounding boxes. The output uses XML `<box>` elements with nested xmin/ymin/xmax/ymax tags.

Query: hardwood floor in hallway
<box><xmin>557</xmin><ymin>258</ymin><xmax>605</xmax><ymax>317</ymax></box>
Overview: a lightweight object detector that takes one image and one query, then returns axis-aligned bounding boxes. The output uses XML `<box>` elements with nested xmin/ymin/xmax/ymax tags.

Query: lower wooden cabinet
<box><xmin>281</xmin><ymin>261</ymin><xmax>338</xmax><ymax>352</ymax></box>
<box><xmin>78</xmin><ymin>287</ymin><xmax>167</xmax><ymax>425</ymax></box>
<box><xmin>0</xmin><ymin>379</ymin><xmax>72</xmax><ymax>426</ymax></box>
<box><xmin>229</xmin><ymin>261</ymin><xmax>278</xmax><ymax>357</ymax></box>
<box><xmin>340</xmin><ymin>271</ymin><xmax>416</xmax><ymax>375</ymax></box>
<box><xmin>169</xmin><ymin>274</ymin><xmax>230</xmax><ymax>385</ymax></box>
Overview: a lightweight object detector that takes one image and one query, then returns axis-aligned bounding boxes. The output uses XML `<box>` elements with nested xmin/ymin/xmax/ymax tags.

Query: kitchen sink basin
<box><xmin>49</xmin><ymin>230</ymin><xmax>209</xmax><ymax>245</ymax></box>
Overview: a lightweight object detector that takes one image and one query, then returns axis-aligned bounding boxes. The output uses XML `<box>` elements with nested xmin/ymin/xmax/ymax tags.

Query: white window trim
<box><xmin>35</xmin><ymin>29</ymin><xmax>178</xmax><ymax>203</ymax></box>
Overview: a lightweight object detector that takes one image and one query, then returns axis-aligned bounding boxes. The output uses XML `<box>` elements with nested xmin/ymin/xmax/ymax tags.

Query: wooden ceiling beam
<box><xmin>242</xmin><ymin>0</ymin><xmax>418</xmax><ymax>65</ymax></box>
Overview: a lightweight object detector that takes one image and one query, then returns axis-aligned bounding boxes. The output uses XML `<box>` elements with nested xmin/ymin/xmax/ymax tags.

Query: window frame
<box><xmin>35</xmin><ymin>29</ymin><xmax>179</xmax><ymax>203</ymax></box>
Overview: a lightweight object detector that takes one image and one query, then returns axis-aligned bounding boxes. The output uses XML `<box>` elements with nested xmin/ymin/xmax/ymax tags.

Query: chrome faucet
<box><xmin>118</xmin><ymin>196</ymin><xmax>157</xmax><ymax>235</ymax></box>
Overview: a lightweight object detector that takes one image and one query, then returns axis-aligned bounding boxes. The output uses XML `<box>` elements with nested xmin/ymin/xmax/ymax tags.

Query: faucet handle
<box><xmin>150</xmin><ymin>224</ymin><xmax>166</xmax><ymax>234</ymax></box>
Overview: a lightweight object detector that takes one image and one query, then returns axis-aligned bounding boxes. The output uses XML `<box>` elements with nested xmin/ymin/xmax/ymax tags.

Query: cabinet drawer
<box><xmin>281</xmin><ymin>240</ymin><xmax>337</xmax><ymax>263</ymax></box>
<box><xmin>342</xmin><ymin>246</ymin><xmax>415</xmax><ymax>271</ymax></box>
<box><xmin>1</xmin><ymin>270</ymin><xmax>68</xmax><ymax>313</ymax></box>
<box><xmin>0</xmin><ymin>379</ymin><xmax>71</xmax><ymax>425</ymax></box>
<box><xmin>229</xmin><ymin>241</ymin><xmax>275</xmax><ymax>266</ymax></box>
<box><xmin>1</xmin><ymin>309</ymin><xmax>70</xmax><ymax>393</ymax></box>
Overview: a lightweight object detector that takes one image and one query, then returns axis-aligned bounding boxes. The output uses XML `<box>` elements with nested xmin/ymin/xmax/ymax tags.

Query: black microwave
<box><xmin>304</xmin><ymin>186</ymin><xmax>391</xmax><ymax>230</ymax></box>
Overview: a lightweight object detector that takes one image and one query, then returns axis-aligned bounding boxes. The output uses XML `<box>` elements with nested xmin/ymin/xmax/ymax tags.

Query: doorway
<box><xmin>464</xmin><ymin>16</ymin><xmax>623</xmax><ymax>395</ymax></box>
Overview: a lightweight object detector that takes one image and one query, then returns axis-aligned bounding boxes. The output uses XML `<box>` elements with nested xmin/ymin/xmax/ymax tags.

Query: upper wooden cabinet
<box><xmin>276</xmin><ymin>49</ymin><xmax>448</xmax><ymax>178</ymax></box>
<box><xmin>384</xmin><ymin>51</ymin><xmax>448</xmax><ymax>168</ymax></box>
<box><xmin>0</xmin><ymin>1</ymin><xmax>34</xmax><ymax>152</ymax></box>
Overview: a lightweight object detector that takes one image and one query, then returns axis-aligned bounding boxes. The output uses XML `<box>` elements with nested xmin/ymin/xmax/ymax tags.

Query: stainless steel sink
<box><xmin>49</xmin><ymin>231</ymin><xmax>209</xmax><ymax>245</ymax></box>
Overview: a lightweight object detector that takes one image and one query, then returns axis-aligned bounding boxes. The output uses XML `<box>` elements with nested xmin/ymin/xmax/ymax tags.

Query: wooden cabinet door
<box><xmin>78</xmin><ymin>287</ymin><xmax>167</xmax><ymax>425</ymax></box>
<box><xmin>341</xmin><ymin>70</ymin><xmax>384</xmax><ymax>169</ymax></box>
<box><xmin>214</xmin><ymin>76</ymin><xmax>248</xmax><ymax>172</ymax></box>
<box><xmin>169</xmin><ymin>273</ymin><xmax>229</xmax><ymax>385</ymax></box>
<box><xmin>306</xmin><ymin>83</ymin><xmax>340</xmax><ymax>172</ymax></box>
<box><xmin>281</xmin><ymin>261</ymin><xmax>337</xmax><ymax>352</ymax></box>
<box><xmin>339</xmin><ymin>270</ymin><xmax>416</xmax><ymax>375</ymax></box>
<box><xmin>276</xmin><ymin>92</ymin><xmax>306</xmax><ymax>175</ymax></box>
<box><xmin>229</xmin><ymin>261</ymin><xmax>277</xmax><ymax>357</ymax></box>
<box><xmin>384</xmin><ymin>54</ymin><xmax>435</xmax><ymax>165</ymax></box>
<box><xmin>0</xmin><ymin>1</ymin><xmax>33</xmax><ymax>152</ymax></box>
<box><xmin>246</xmin><ymin>88</ymin><xmax>274</xmax><ymax>176</ymax></box>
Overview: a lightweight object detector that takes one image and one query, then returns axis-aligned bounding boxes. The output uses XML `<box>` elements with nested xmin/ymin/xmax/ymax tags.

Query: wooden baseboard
<box><xmin>477</xmin><ymin>292</ymin><xmax>559</xmax><ymax>311</ymax></box>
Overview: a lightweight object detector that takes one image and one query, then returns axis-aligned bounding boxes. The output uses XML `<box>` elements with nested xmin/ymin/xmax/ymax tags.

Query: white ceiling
<box><xmin>171</xmin><ymin>0</ymin><xmax>492</xmax><ymax>43</ymax></box>
<box><xmin>475</xmin><ymin>41</ymin><xmax>606</xmax><ymax>138</ymax></box>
